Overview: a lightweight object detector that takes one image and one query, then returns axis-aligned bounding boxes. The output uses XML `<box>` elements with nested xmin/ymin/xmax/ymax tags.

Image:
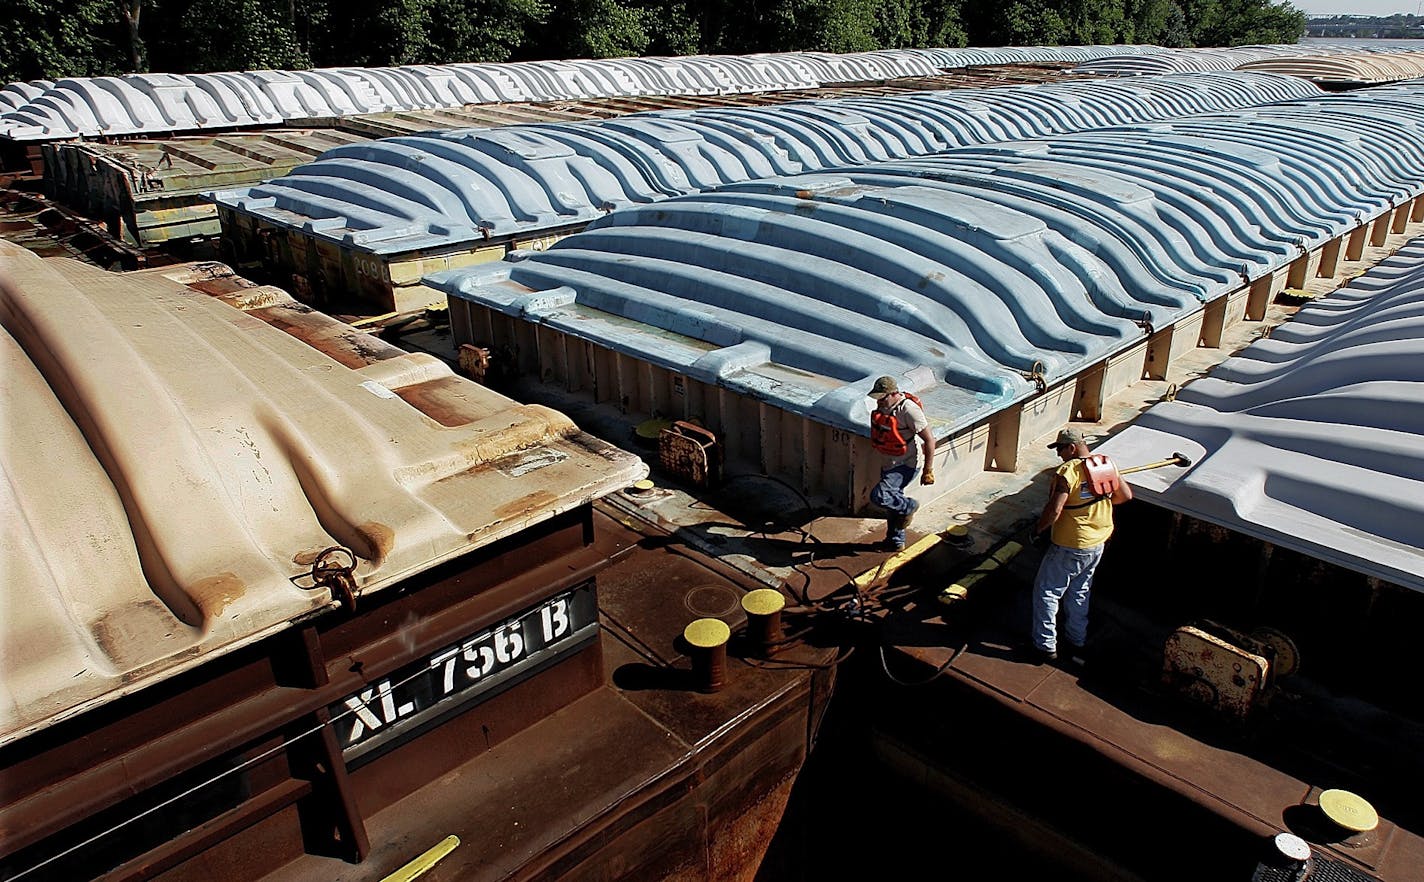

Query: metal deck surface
<box><xmin>251</xmin><ymin>506</ymin><xmax>832</xmax><ymax>882</ymax></box>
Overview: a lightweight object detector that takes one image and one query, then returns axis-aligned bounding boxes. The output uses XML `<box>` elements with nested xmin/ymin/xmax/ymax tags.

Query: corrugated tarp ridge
<box><xmin>214</xmin><ymin>72</ymin><xmax>1321</xmax><ymax>256</ymax></box>
<box><xmin>423</xmin><ymin>83</ymin><xmax>1424</xmax><ymax>442</ymax></box>
<box><xmin>1238</xmin><ymin>51</ymin><xmax>1424</xmax><ymax>85</ymax></box>
<box><xmin>1072</xmin><ymin>42</ymin><xmax>1424</xmax><ymax>76</ymax></box>
<box><xmin>1096</xmin><ymin>235</ymin><xmax>1424</xmax><ymax>594</ymax></box>
<box><xmin>0</xmin><ymin>45</ymin><xmax>1163</xmax><ymax>142</ymax></box>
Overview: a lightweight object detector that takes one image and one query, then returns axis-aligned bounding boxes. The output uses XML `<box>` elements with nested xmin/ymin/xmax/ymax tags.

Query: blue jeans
<box><xmin>871</xmin><ymin>463</ymin><xmax>919</xmax><ymax>546</ymax></box>
<box><xmin>1032</xmin><ymin>542</ymin><xmax>1106</xmax><ymax>653</ymax></box>
<box><xmin>871</xmin><ymin>464</ymin><xmax>919</xmax><ymax>515</ymax></box>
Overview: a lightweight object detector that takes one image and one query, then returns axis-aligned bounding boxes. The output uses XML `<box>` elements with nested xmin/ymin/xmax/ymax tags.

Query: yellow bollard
<box><xmin>684</xmin><ymin>618</ymin><xmax>731</xmax><ymax>693</ymax></box>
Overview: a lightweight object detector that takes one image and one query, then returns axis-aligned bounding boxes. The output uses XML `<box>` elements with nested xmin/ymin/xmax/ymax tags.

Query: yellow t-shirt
<box><xmin>1050</xmin><ymin>458</ymin><xmax>1114</xmax><ymax>548</ymax></box>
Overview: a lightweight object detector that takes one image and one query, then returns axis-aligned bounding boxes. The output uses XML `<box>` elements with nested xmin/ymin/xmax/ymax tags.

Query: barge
<box><xmin>849</xmin><ymin>236</ymin><xmax>1424</xmax><ymax>882</ymax></box>
<box><xmin>0</xmin><ymin>242</ymin><xmax>835</xmax><ymax>881</ymax></box>
<box><xmin>4</xmin><ymin>44</ymin><xmax>1424</xmax><ymax>882</ymax></box>
<box><xmin>30</xmin><ymin>64</ymin><xmax>1098</xmax><ymax>255</ymax></box>
<box><xmin>213</xmin><ymin>71</ymin><xmax>1316</xmax><ymax>314</ymax></box>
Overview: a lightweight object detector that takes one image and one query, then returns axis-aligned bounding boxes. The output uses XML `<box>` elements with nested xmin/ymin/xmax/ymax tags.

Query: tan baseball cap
<box><xmin>869</xmin><ymin>376</ymin><xmax>899</xmax><ymax>399</ymax></box>
<box><xmin>1047</xmin><ymin>428</ymin><xmax>1086</xmax><ymax>449</ymax></box>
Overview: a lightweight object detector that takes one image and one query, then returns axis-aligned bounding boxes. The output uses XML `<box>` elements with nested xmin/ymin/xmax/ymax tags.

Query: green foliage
<box><xmin>984</xmin><ymin>0</ymin><xmax>1070</xmax><ymax>44</ymax></box>
<box><xmin>1175</xmin><ymin>0</ymin><xmax>1304</xmax><ymax>46</ymax></box>
<box><xmin>0</xmin><ymin>0</ymin><xmax>1313</xmax><ymax>83</ymax></box>
<box><xmin>1202</xmin><ymin>0</ymin><xmax>1305</xmax><ymax>46</ymax></box>
<box><xmin>0</xmin><ymin>0</ymin><xmax>127</xmax><ymax>81</ymax></box>
<box><xmin>802</xmin><ymin>0</ymin><xmax>881</xmax><ymax>52</ymax></box>
<box><xmin>693</xmin><ymin>0</ymin><xmax>799</xmax><ymax>53</ymax></box>
<box><xmin>535</xmin><ymin>0</ymin><xmax>649</xmax><ymax>58</ymax></box>
<box><xmin>1127</xmin><ymin>0</ymin><xmax>1191</xmax><ymax>47</ymax></box>
<box><xmin>425</xmin><ymin>0</ymin><xmax>549</xmax><ymax>63</ymax></box>
<box><xmin>176</xmin><ymin>0</ymin><xmax>315</xmax><ymax>71</ymax></box>
<box><xmin>642</xmin><ymin>0</ymin><xmax>701</xmax><ymax>56</ymax></box>
<box><xmin>919</xmin><ymin>0</ymin><xmax>966</xmax><ymax>47</ymax></box>
<box><xmin>310</xmin><ymin>0</ymin><xmax>546</xmax><ymax>67</ymax></box>
<box><xmin>1066</xmin><ymin>0</ymin><xmax>1130</xmax><ymax>44</ymax></box>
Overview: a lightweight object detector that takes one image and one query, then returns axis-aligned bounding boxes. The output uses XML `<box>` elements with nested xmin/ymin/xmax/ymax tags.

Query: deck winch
<box><xmin>1162</xmin><ymin>620</ymin><xmax>1299</xmax><ymax>720</ymax></box>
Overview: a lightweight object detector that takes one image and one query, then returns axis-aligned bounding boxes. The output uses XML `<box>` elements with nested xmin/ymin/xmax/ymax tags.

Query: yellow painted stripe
<box><xmin>938</xmin><ymin>540</ymin><xmax>1025</xmax><ymax>606</ymax></box>
<box><xmin>379</xmin><ymin>835</ymin><xmax>460</xmax><ymax>882</ymax></box>
<box><xmin>350</xmin><ymin>310</ymin><xmax>401</xmax><ymax>328</ymax></box>
<box><xmin>852</xmin><ymin>532</ymin><xmax>945</xmax><ymax>590</ymax></box>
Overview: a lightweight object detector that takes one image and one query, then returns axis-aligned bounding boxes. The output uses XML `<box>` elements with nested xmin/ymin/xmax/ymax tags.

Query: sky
<box><xmin>1289</xmin><ymin>1</ymin><xmax>1421</xmax><ymax>13</ymax></box>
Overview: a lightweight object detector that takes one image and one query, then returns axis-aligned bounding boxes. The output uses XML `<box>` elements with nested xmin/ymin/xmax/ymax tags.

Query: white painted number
<box><xmin>541</xmin><ymin>598</ymin><xmax>570</xmax><ymax>642</ymax></box>
<box><xmin>343</xmin><ymin>679</ymin><xmax>413</xmax><ymax>744</ymax></box>
<box><xmin>343</xmin><ymin>592</ymin><xmax>584</xmax><ymax>748</ymax></box>
<box><xmin>430</xmin><ymin>647</ymin><xmax>460</xmax><ymax>694</ymax></box>
<box><xmin>464</xmin><ymin>638</ymin><xmax>495</xmax><ymax>679</ymax></box>
<box><xmin>493</xmin><ymin>626</ymin><xmax>524</xmax><ymax>664</ymax></box>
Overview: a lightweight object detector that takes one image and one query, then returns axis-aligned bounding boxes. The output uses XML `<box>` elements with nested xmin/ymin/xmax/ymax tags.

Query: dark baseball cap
<box><xmin>1048</xmin><ymin>428</ymin><xmax>1086</xmax><ymax>449</ymax></box>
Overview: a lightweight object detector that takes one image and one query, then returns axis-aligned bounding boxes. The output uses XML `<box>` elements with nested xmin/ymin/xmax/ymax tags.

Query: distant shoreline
<box><xmin>1300</xmin><ymin>35</ymin><xmax>1424</xmax><ymax>42</ymax></box>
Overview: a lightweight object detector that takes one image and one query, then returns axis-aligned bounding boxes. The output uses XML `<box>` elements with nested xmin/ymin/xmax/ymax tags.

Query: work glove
<box><xmin>920</xmin><ymin>467</ymin><xmax>935</xmax><ymax>486</ymax></box>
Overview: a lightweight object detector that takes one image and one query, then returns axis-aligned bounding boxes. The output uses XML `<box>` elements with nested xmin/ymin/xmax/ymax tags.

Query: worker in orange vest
<box><xmin>867</xmin><ymin>376</ymin><xmax>936</xmax><ymax>552</ymax></box>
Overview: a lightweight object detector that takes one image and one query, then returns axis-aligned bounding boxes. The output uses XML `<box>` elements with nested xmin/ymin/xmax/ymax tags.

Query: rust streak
<box><xmin>493</xmin><ymin>490</ymin><xmax>559</xmax><ymax>520</ymax></box>
<box><xmin>356</xmin><ymin>521</ymin><xmax>395</xmax><ymax>564</ymax></box>
<box><xmin>190</xmin><ymin>572</ymin><xmax>247</xmax><ymax>621</ymax></box>
<box><xmin>90</xmin><ymin>599</ymin><xmax>183</xmax><ymax>668</ymax></box>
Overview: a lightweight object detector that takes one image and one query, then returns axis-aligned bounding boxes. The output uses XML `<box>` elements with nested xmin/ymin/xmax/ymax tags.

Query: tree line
<box><xmin>1</xmin><ymin>0</ymin><xmax>1307</xmax><ymax>85</ymax></box>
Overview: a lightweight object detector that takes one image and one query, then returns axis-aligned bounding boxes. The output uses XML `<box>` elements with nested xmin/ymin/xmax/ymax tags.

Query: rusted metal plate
<box><xmin>0</xmin><ymin>185</ymin><xmax>154</xmax><ymax>268</ymax></box>
<box><xmin>1161</xmin><ymin>625</ymin><xmax>1268</xmax><ymax>720</ymax></box>
<box><xmin>595</xmin><ymin>541</ymin><xmax>750</xmax><ymax>669</ymax></box>
<box><xmin>658</xmin><ymin>421</ymin><xmax>720</xmax><ymax>489</ymax></box>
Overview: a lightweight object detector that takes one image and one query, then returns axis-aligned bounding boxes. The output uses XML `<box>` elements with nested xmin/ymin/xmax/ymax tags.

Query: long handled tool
<box><xmin>1118</xmin><ymin>451</ymin><xmax>1193</xmax><ymax>475</ymax></box>
<box><xmin>1084</xmin><ymin>451</ymin><xmax>1193</xmax><ymax>495</ymax></box>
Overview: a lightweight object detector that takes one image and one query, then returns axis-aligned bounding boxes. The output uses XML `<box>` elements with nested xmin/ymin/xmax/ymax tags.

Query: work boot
<box><xmin>902</xmin><ymin>497</ymin><xmax>920</xmax><ymax>531</ymax></box>
<box><xmin>1024</xmin><ymin>646</ymin><xmax>1057</xmax><ymax>665</ymax></box>
<box><xmin>882</xmin><ymin>514</ymin><xmax>907</xmax><ymax>552</ymax></box>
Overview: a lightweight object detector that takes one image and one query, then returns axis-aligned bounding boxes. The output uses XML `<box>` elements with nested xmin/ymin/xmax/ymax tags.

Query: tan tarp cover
<box><xmin>0</xmin><ymin>241</ymin><xmax>646</xmax><ymax>745</ymax></box>
<box><xmin>1237</xmin><ymin>52</ymin><xmax>1424</xmax><ymax>84</ymax></box>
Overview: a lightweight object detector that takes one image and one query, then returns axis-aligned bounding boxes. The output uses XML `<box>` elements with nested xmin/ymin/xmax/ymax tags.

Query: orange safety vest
<box><xmin>870</xmin><ymin>393</ymin><xmax>923</xmax><ymax>457</ymax></box>
<box><xmin>1063</xmin><ymin>454</ymin><xmax>1120</xmax><ymax>508</ymax></box>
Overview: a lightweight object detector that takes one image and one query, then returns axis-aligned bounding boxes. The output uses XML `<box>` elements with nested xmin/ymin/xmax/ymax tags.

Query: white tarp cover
<box><xmin>0</xmin><ymin>241</ymin><xmax>646</xmax><ymax>745</ymax></box>
<box><xmin>1096</xmin><ymin>236</ymin><xmax>1424</xmax><ymax>594</ymax></box>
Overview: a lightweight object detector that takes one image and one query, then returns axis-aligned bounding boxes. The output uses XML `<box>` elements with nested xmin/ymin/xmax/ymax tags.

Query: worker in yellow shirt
<box><xmin>1028</xmin><ymin>428</ymin><xmax>1132</xmax><ymax>666</ymax></box>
